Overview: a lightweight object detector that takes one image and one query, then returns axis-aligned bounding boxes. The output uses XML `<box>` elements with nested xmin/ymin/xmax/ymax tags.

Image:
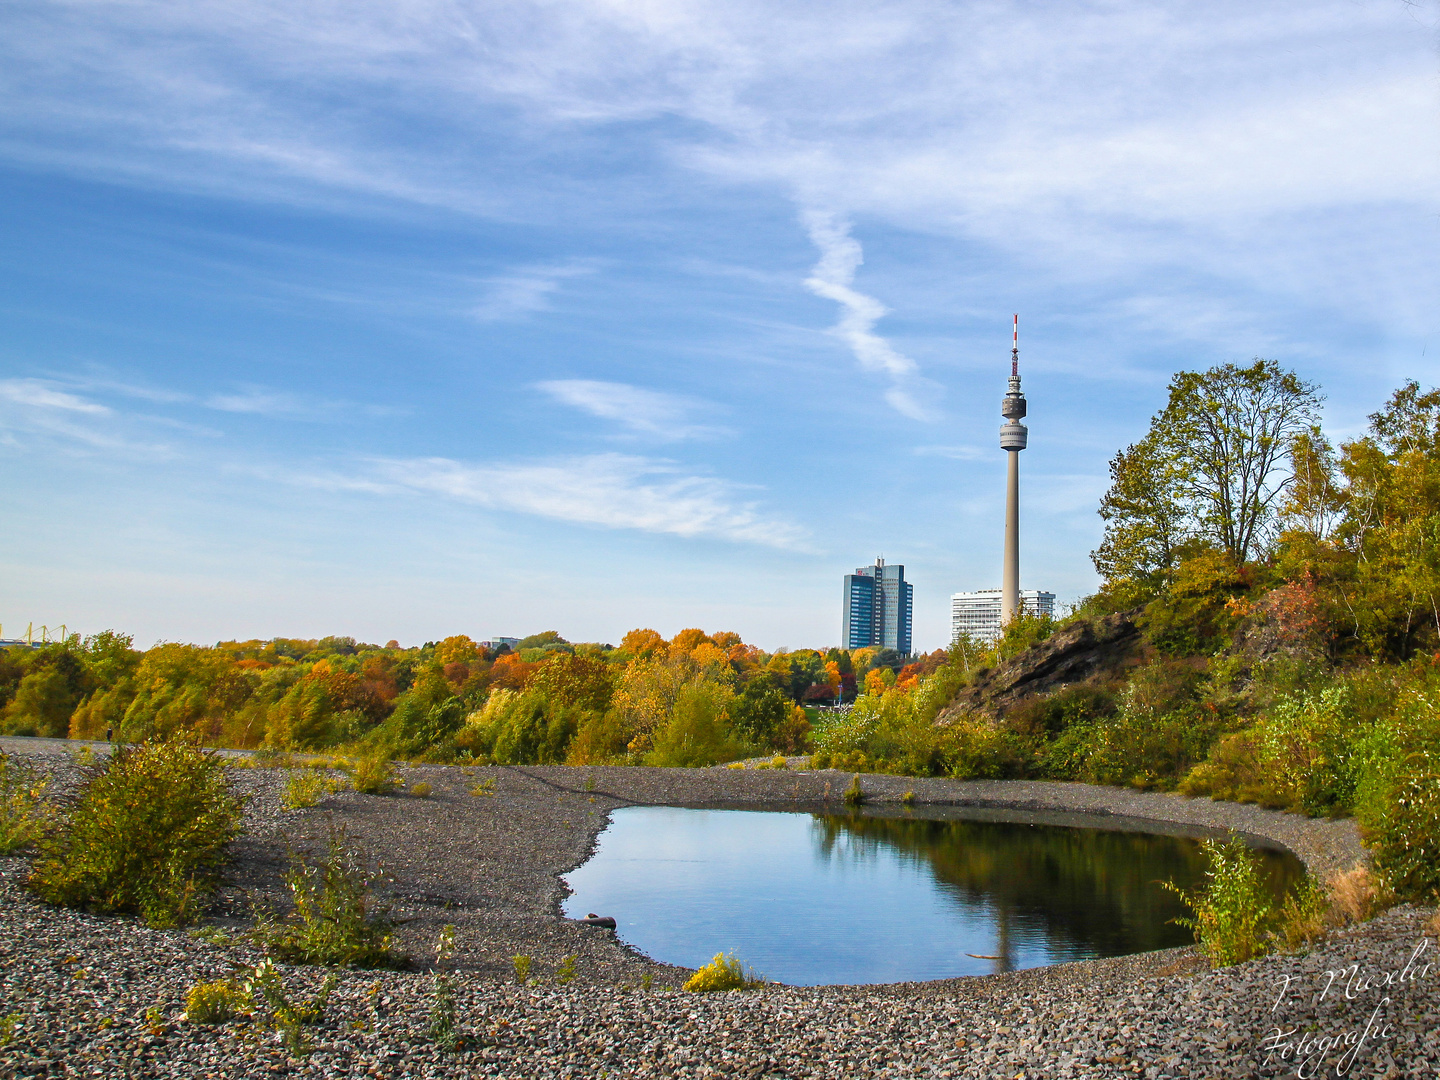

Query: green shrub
<box><xmin>1042</xmin><ymin>680</ymin><xmax>1221</xmax><ymax>789</ymax></box>
<box><xmin>842</xmin><ymin>774</ymin><xmax>865</xmax><ymax>806</ymax></box>
<box><xmin>1163</xmin><ymin>837</ymin><xmax>1276</xmax><ymax>967</ymax></box>
<box><xmin>184</xmin><ymin>979</ymin><xmax>245</xmax><ymax>1024</ymax></box>
<box><xmin>281</xmin><ymin>768</ymin><xmax>342</xmax><ymax>810</ymax></box>
<box><xmin>0</xmin><ymin>752</ymin><xmax>48</xmax><ymax>854</ymax></box>
<box><xmin>29</xmin><ymin>740</ymin><xmax>243</xmax><ymax>928</ymax></box>
<box><xmin>512</xmin><ymin>954</ymin><xmax>531</xmax><ymax>985</ymax></box>
<box><xmin>410</xmin><ymin>781</ymin><xmax>432</xmax><ymax>798</ymax></box>
<box><xmin>683</xmin><ymin>952</ymin><xmax>762</xmax><ymax>992</ymax></box>
<box><xmin>1362</xmin><ymin>750</ymin><xmax>1440</xmax><ymax>903</ymax></box>
<box><xmin>258</xmin><ymin>826</ymin><xmax>401</xmax><ymax>968</ymax></box>
<box><xmin>347</xmin><ymin>748</ymin><xmax>401</xmax><ymax>795</ymax></box>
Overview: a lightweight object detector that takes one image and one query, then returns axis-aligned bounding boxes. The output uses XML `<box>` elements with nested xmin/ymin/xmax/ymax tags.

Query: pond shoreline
<box><xmin>3</xmin><ymin>740</ymin><xmax>1432</xmax><ymax>1079</ymax></box>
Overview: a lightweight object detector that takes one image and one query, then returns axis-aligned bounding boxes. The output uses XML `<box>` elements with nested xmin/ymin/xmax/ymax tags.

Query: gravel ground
<box><xmin>1</xmin><ymin>738</ymin><xmax>1434</xmax><ymax>1078</ymax></box>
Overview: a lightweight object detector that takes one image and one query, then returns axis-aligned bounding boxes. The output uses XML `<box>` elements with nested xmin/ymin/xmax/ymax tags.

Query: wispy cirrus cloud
<box><xmin>311</xmin><ymin>453</ymin><xmax>810</xmax><ymax>550</ymax></box>
<box><xmin>0</xmin><ymin>378</ymin><xmax>173</xmax><ymax>455</ymax></box>
<box><xmin>536</xmin><ymin>379</ymin><xmax>730</xmax><ymax>441</ymax></box>
<box><xmin>0</xmin><ymin>379</ymin><xmax>111</xmax><ymax>415</ymax></box>
<box><xmin>801</xmin><ymin>211</ymin><xmax>935</xmax><ymax>421</ymax></box>
<box><xmin>472</xmin><ymin>262</ymin><xmax>597</xmax><ymax>322</ymax></box>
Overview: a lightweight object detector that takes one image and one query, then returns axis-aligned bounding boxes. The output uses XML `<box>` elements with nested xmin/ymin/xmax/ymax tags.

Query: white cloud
<box><xmin>0</xmin><ymin>379</ymin><xmax>110</xmax><ymax>415</ymax></box>
<box><xmin>472</xmin><ymin>262</ymin><xmax>596</xmax><ymax>322</ymax></box>
<box><xmin>536</xmin><ymin>379</ymin><xmax>728</xmax><ymax>440</ymax></box>
<box><xmin>0</xmin><ymin>379</ymin><xmax>173</xmax><ymax>455</ymax></box>
<box><xmin>801</xmin><ymin>210</ymin><xmax>933</xmax><ymax>420</ymax></box>
<box><xmin>353</xmin><ymin>452</ymin><xmax>810</xmax><ymax>550</ymax></box>
<box><xmin>205</xmin><ymin>387</ymin><xmax>310</xmax><ymax>416</ymax></box>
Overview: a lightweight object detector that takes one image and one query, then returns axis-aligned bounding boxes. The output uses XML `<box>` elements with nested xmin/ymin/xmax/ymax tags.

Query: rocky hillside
<box><xmin>936</xmin><ymin>610</ymin><xmax>1146</xmax><ymax>724</ymax></box>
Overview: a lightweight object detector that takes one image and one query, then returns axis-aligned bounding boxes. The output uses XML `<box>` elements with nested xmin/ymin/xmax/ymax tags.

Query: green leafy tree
<box><xmin>1</xmin><ymin>645</ymin><xmax>94</xmax><ymax>737</ymax></box>
<box><xmin>1094</xmin><ymin>360</ymin><xmax>1321</xmax><ymax>595</ymax></box>
<box><xmin>1092</xmin><ymin>434</ymin><xmax>1189</xmax><ymax>598</ymax></box>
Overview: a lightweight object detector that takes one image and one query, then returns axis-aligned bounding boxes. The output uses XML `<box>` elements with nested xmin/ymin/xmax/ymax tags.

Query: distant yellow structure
<box><xmin>0</xmin><ymin>623</ymin><xmax>67</xmax><ymax>646</ymax></box>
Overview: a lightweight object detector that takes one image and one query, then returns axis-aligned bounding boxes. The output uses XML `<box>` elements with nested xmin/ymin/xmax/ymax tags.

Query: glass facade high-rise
<box><xmin>842</xmin><ymin>558</ymin><xmax>913</xmax><ymax>654</ymax></box>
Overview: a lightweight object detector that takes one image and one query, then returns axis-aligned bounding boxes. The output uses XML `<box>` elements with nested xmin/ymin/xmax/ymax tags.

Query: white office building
<box><xmin>951</xmin><ymin>588</ymin><xmax>1056</xmax><ymax>644</ymax></box>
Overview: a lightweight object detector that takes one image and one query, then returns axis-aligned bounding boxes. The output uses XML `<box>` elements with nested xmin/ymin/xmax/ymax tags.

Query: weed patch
<box><xmin>184</xmin><ymin>979</ymin><xmax>244</xmax><ymax>1024</ymax></box>
<box><xmin>257</xmin><ymin>825</ymin><xmax>401</xmax><ymax>969</ymax></box>
<box><xmin>427</xmin><ymin>925</ymin><xmax>458</xmax><ymax>1050</ymax></box>
<box><xmin>243</xmin><ymin>959</ymin><xmax>338</xmax><ymax>1057</ymax></box>
<box><xmin>555</xmin><ymin>954</ymin><xmax>577</xmax><ymax>984</ymax></box>
<box><xmin>683</xmin><ymin>952</ymin><xmax>763</xmax><ymax>992</ymax></box>
<box><xmin>511</xmin><ymin>955</ymin><xmax>531</xmax><ymax>985</ymax></box>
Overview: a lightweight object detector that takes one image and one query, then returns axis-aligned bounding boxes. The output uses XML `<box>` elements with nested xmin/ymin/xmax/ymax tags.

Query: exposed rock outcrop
<box><xmin>936</xmin><ymin>609</ymin><xmax>1146</xmax><ymax>724</ymax></box>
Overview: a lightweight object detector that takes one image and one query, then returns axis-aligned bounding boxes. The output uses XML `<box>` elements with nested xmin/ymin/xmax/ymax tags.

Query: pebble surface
<box><xmin>1</xmin><ymin>738</ymin><xmax>1434</xmax><ymax>1079</ymax></box>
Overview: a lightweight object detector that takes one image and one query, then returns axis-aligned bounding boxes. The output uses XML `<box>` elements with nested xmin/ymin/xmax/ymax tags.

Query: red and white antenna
<box><xmin>1011</xmin><ymin>313</ymin><xmax>1019</xmax><ymax>376</ymax></box>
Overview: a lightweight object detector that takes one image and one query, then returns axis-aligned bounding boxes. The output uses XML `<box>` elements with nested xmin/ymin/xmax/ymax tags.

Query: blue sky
<box><xmin>1</xmin><ymin>0</ymin><xmax>1437</xmax><ymax>651</ymax></box>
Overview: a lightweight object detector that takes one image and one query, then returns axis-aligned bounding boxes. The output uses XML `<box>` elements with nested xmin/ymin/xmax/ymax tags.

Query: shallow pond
<box><xmin>562</xmin><ymin>805</ymin><xmax>1305</xmax><ymax>986</ymax></box>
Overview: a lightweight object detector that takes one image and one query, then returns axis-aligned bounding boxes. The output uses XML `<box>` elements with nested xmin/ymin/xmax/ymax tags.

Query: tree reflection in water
<box><xmin>811</xmin><ymin>813</ymin><xmax>1304</xmax><ymax>972</ymax></box>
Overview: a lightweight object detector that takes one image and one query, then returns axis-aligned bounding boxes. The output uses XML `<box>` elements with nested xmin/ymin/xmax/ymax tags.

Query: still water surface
<box><xmin>562</xmin><ymin>805</ymin><xmax>1304</xmax><ymax>986</ymax></box>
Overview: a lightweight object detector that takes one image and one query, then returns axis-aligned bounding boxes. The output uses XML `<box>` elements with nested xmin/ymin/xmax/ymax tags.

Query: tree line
<box><xmin>0</xmin><ymin>626</ymin><xmax>944</xmax><ymax>767</ymax></box>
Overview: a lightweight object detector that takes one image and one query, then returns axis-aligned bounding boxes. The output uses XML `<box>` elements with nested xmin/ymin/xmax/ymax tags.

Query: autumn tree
<box><xmin>1331</xmin><ymin>381</ymin><xmax>1440</xmax><ymax>656</ymax></box>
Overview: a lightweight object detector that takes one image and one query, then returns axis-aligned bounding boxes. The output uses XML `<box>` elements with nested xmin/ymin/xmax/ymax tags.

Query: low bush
<box><xmin>410</xmin><ymin>781</ymin><xmax>432</xmax><ymax>798</ymax></box>
<box><xmin>29</xmin><ymin>740</ymin><xmax>243</xmax><ymax>928</ymax></box>
<box><xmin>1163</xmin><ymin>837</ymin><xmax>1276</xmax><ymax>967</ymax></box>
<box><xmin>684</xmin><ymin>952</ymin><xmax>763</xmax><ymax>992</ymax></box>
<box><xmin>347</xmin><ymin>747</ymin><xmax>401</xmax><ymax>796</ymax></box>
<box><xmin>281</xmin><ymin>768</ymin><xmax>343</xmax><ymax>810</ymax></box>
<box><xmin>184</xmin><ymin>979</ymin><xmax>245</xmax><ymax>1024</ymax></box>
<box><xmin>512</xmin><ymin>954</ymin><xmax>531</xmax><ymax>985</ymax></box>
<box><xmin>0</xmin><ymin>752</ymin><xmax>48</xmax><ymax>854</ymax></box>
<box><xmin>258</xmin><ymin>826</ymin><xmax>401</xmax><ymax>968</ymax></box>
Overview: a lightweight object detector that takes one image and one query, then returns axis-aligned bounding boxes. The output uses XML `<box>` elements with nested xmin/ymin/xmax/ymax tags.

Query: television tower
<box><xmin>999</xmin><ymin>314</ymin><xmax>1028</xmax><ymax>626</ymax></box>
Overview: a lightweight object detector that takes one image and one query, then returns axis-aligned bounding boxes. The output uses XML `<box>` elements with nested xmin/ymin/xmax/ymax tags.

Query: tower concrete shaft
<box><xmin>998</xmin><ymin>315</ymin><xmax>1028</xmax><ymax>627</ymax></box>
<box><xmin>1002</xmin><ymin>448</ymin><xmax>1020</xmax><ymax>625</ymax></box>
